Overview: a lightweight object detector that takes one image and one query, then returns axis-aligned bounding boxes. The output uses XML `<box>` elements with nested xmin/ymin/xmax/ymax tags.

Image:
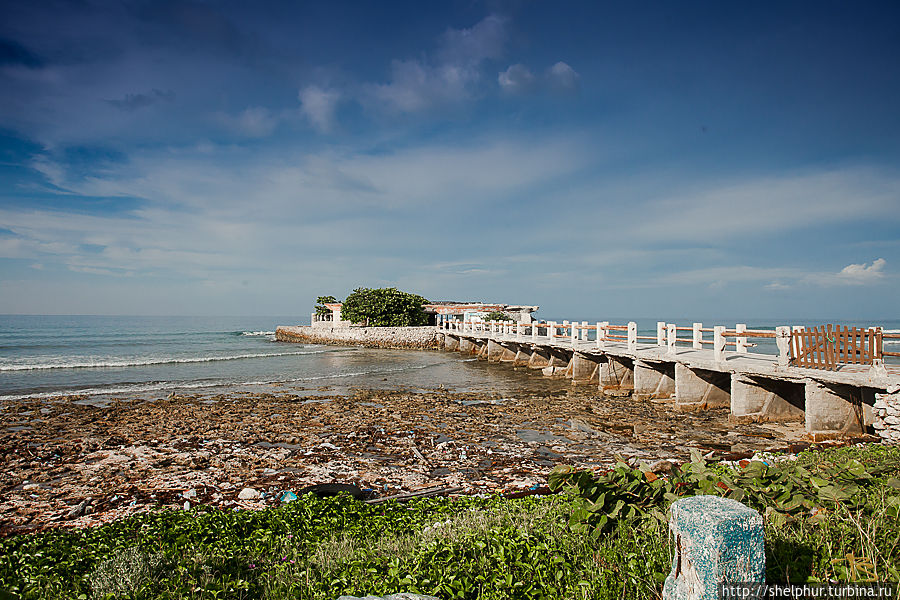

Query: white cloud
<box><xmin>547</xmin><ymin>61</ymin><xmax>579</xmax><ymax>92</ymax></box>
<box><xmin>437</xmin><ymin>15</ymin><xmax>507</xmax><ymax>65</ymax></box>
<box><xmin>834</xmin><ymin>258</ymin><xmax>887</xmax><ymax>284</ymax></box>
<box><xmin>298</xmin><ymin>85</ymin><xmax>340</xmax><ymax>132</ymax></box>
<box><xmin>498</xmin><ymin>64</ymin><xmax>535</xmax><ymax>93</ymax></box>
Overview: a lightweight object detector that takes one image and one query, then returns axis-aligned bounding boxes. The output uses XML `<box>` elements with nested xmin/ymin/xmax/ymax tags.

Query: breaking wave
<box><xmin>0</xmin><ymin>350</ymin><xmax>326</xmax><ymax>372</ymax></box>
<box><xmin>238</xmin><ymin>331</ymin><xmax>276</xmax><ymax>336</ymax></box>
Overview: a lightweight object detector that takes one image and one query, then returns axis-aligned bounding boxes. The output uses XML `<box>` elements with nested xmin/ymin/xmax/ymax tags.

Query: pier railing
<box><xmin>439</xmin><ymin>318</ymin><xmax>893</xmax><ymax>372</ymax></box>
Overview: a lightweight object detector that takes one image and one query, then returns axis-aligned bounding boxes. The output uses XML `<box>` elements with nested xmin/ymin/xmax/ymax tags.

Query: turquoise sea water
<box><xmin>1</xmin><ymin>315</ymin><xmax>897</xmax><ymax>402</ymax></box>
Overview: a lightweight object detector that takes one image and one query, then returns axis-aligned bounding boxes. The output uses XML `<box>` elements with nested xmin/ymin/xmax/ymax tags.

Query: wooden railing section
<box><xmin>790</xmin><ymin>325</ymin><xmax>882</xmax><ymax>371</ymax></box>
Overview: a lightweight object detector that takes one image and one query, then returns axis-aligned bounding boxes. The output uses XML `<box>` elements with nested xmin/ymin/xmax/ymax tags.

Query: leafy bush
<box><xmin>483</xmin><ymin>311</ymin><xmax>512</xmax><ymax>322</ymax></box>
<box><xmin>340</xmin><ymin>288</ymin><xmax>429</xmax><ymax>327</ymax></box>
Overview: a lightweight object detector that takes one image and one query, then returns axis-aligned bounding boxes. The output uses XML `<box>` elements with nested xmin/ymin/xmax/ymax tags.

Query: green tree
<box><xmin>315</xmin><ymin>295</ymin><xmax>338</xmax><ymax>316</ymax></box>
<box><xmin>484</xmin><ymin>310</ymin><xmax>513</xmax><ymax>322</ymax></box>
<box><xmin>340</xmin><ymin>287</ymin><xmax>429</xmax><ymax>326</ymax></box>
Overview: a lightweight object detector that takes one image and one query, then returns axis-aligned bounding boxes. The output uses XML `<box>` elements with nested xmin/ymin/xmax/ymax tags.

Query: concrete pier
<box><xmin>675</xmin><ymin>364</ymin><xmax>730</xmax><ymax>411</ymax></box>
<box><xmin>437</xmin><ymin>318</ymin><xmax>899</xmax><ymax>439</ymax></box>
<box><xmin>634</xmin><ymin>360</ymin><xmax>675</xmax><ymax>400</ymax></box>
<box><xmin>730</xmin><ymin>375</ymin><xmax>804</xmax><ymax>422</ymax></box>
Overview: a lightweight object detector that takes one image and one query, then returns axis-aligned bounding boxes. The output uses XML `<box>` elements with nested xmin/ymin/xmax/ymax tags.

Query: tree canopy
<box><xmin>340</xmin><ymin>287</ymin><xmax>429</xmax><ymax>327</ymax></box>
<box><xmin>484</xmin><ymin>310</ymin><xmax>513</xmax><ymax>322</ymax></box>
<box><xmin>315</xmin><ymin>295</ymin><xmax>338</xmax><ymax>316</ymax></box>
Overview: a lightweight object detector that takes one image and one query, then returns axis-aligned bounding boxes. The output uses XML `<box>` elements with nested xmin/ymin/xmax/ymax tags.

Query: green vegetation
<box><xmin>314</xmin><ymin>296</ymin><xmax>338</xmax><ymax>317</ymax></box>
<box><xmin>1</xmin><ymin>445</ymin><xmax>898</xmax><ymax>600</ymax></box>
<box><xmin>340</xmin><ymin>288</ymin><xmax>429</xmax><ymax>327</ymax></box>
<box><xmin>483</xmin><ymin>311</ymin><xmax>512</xmax><ymax>322</ymax></box>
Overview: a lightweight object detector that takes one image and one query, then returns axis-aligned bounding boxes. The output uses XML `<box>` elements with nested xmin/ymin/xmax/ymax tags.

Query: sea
<box><xmin>1</xmin><ymin>315</ymin><xmax>897</xmax><ymax>403</ymax></box>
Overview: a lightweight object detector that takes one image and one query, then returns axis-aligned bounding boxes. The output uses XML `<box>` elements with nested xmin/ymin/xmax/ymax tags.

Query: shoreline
<box><xmin>0</xmin><ymin>384</ymin><xmax>826</xmax><ymax>536</ymax></box>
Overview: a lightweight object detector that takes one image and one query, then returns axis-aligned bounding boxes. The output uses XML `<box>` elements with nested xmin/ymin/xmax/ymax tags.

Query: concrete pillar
<box><xmin>570</xmin><ymin>322</ymin><xmax>578</xmax><ymax>345</ymax></box>
<box><xmin>513</xmin><ymin>348</ymin><xmax>531</xmax><ymax>366</ymax></box>
<box><xmin>459</xmin><ymin>338</ymin><xmax>475</xmax><ymax>354</ymax></box>
<box><xmin>516</xmin><ymin>323</ymin><xmax>523</xmax><ymax>340</ymax></box>
<box><xmin>488</xmin><ymin>339</ymin><xmax>509</xmax><ymax>362</ymax></box>
<box><xmin>443</xmin><ymin>334</ymin><xmax>459</xmax><ymax>352</ymax></box>
<box><xmin>600</xmin><ymin>355</ymin><xmax>634</xmax><ymax>389</ymax></box>
<box><xmin>663</xmin><ymin>496</ymin><xmax>764</xmax><ymax>600</ymax></box>
<box><xmin>531</xmin><ymin>322</ymin><xmax>538</xmax><ymax>341</ymax></box>
<box><xmin>596</xmin><ymin>321</ymin><xmax>608</xmax><ymax>349</ymax></box>
<box><xmin>628</xmin><ymin>322</ymin><xmax>637</xmax><ymax>352</ymax></box>
<box><xmin>580</xmin><ymin>321</ymin><xmax>588</xmax><ymax>341</ymax></box>
<box><xmin>714</xmin><ymin>326</ymin><xmax>726</xmax><ymax>362</ymax></box>
<box><xmin>675</xmin><ymin>363</ymin><xmax>730</xmax><ymax>410</ymax></box>
<box><xmin>730</xmin><ymin>375</ymin><xmax>804</xmax><ymax>422</ymax></box>
<box><xmin>692</xmin><ymin>323</ymin><xmax>702</xmax><ymax>349</ymax></box>
<box><xmin>634</xmin><ymin>360</ymin><xmax>675</xmax><ymax>399</ymax></box>
<box><xmin>571</xmin><ymin>353</ymin><xmax>600</xmax><ymax>383</ymax></box>
<box><xmin>476</xmin><ymin>341</ymin><xmax>488</xmax><ymax>359</ymax></box>
<box><xmin>667</xmin><ymin>323</ymin><xmax>677</xmax><ymax>356</ymax></box>
<box><xmin>736</xmin><ymin>323</ymin><xmax>748</xmax><ymax>354</ymax></box>
<box><xmin>528</xmin><ymin>347</ymin><xmax>551</xmax><ymax>369</ymax></box>
<box><xmin>657</xmin><ymin>321</ymin><xmax>666</xmax><ymax>346</ymax></box>
<box><xmin>548</xmin><ymin>349</ymin><xmax>570</xmax><ymax>368</ymax></box>
<box><xmin>548</xmin><ymin>321</ymin><xmax>557</xmax><ymax>341</ymax></box>
<box><xmin>804</xmin><ymin>380</ymin><xmax>873</xmax><ymax>439</ymax></box>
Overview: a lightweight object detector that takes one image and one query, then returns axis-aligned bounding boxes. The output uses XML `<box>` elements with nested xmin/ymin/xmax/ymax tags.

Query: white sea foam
<box><xmin>0</xmin><ymin>362</ymin><xmax>437</xmax><ymax>401</ymax></box>
<box><xmin>240</xmin><ymin>331</ymin><xmax>276</xmax><ymax>336</ymax></box>
<box><xmin>0</xmin><ymin>350</ymin><xmax>326</xmax><ymax>372</ymax></box>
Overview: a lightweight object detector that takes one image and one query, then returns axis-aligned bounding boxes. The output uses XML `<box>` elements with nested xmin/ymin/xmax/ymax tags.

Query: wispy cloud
<box><xmin>216</xmin><ymin>107</ymin><xmax>278</xmax><ymax>138</ymax></box>
<box><xmin>498</xmin><ymin>64</ymin><xmax>535</xmax><ymax>94</ymax></box>
<box><xmin>299</xmin><ymin>85</ymin><xmax>340</xmax><ymax>132</ymax></box>
<box><xmin>105</xmin><ymin>89</ymin><xmax>175</xmax><ymax>112</ymax></box>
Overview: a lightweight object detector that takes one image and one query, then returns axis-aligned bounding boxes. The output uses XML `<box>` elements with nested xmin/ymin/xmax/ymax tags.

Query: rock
<box><xmin>238</xmin><ymin>487</ymin><xmax>260</xmax><ymax>500</ymax></box>
<box><xmin>183</xmin><ymin>489</ymin><xmax>197</xmax><ymax>499</ymax></box>
<box><xmin>66</xmin><ymin>499</ymin><xmax>89</xmax><ymax>519</ymax></box>
<box><xmin>662</xmin><ymin>495</ymin><xmax>764</xmax><ymax>600</ymax></box>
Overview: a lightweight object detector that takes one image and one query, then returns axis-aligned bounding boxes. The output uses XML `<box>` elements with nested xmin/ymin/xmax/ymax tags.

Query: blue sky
<box><xmin>1</xmin><ymin>1</ymin><xmax>899</xmax><ymax>320</ymax></box>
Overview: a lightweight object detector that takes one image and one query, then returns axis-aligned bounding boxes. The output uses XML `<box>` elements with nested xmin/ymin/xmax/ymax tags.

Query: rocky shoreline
<box><xmin>0</xmin><ymin>385</ymin><xmax>845</xmax><ymax>536</ymax></box>
<box><xmin>275</xmin><ymin>325</ymin><xmax>442</xmax><ymax>349</ymax></box>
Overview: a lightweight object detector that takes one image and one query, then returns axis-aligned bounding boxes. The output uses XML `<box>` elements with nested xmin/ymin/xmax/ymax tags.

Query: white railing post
<box><xmin>548</xmin><ymin>321</ymin><xmax>556</xmax><ymax>341</ymax></box>
<box><xmin>714</xmin><ymin>326</ymin><xmax>726</xmax><ymax>362</ymax></box>
<box><xmin>517</xmin><ymin>322</ymin><xmax>523</xmax><ymax>340</ymax></box>
<box><xmin>597</xmin><ymin>321</ymin><xmax>607</xmax><ymax>349</ymax></box>
<box><xmin>657</xmin><ymin>321</ymin><xmax>666</xmax><ymax>346</ymax></box>
<box><xmin>532</xmin><ymin>321</ymin><xmax>538</xmax><ymax>341</ymax></box>
<box><xmin>667</xmin><ymin>323</ymin><xmax>676</xmax><ymax>356</ymax></box>
<box><xmin>571</xmin><ymin>322</ymin><xmax>578</xmax><ymax>345</ymax></box>
<box><xmin>628</xmin><ymin>321</ymin><xmax>637</xmax><ymax>352</ymax></box>
<box><xmin>692</xmin><ymin>323</ymin><xmax>702</xmax><ymax>349</ymax></box>
<box><xmin>580</xmin><ymin>321</ymin><xmax>588</xmax><ymax>341</ymax></box>
<box><xmin>736</xmin><ymin>323</ymin><xmax>748</xmax><ymax>354</ymax></box>
<box><xmin>776</xmin><ymin>326</ymin><xmax>790</xmax><ymax>366</ymax></box>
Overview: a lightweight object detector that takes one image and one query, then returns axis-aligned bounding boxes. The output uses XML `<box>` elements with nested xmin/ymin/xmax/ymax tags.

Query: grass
<box><xmin>0</xmin><ymin>444</ymin><xmax>898</xmax><ymax>600</ymax></box>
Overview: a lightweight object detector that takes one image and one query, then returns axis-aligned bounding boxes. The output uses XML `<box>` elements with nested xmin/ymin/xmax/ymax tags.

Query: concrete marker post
<box><xmin>628</xmin><ymin>321</ymin><xmax>637</xmax><ymax>352</ymax></box>
<box><xmin>693</xmin><ymin>323</ymin><xmax>703</xmax><ymax>349</ymax></box>
<box><xmin>776</xmin><ymin>326</ymin><xmax>790</xmax><ymax>367</ymax></box>
<box><xmin>657</xmin><ymin>321</ymin><xmax>666</xmax><ymax>346</ymax></box>
<box><xmin>667</xmin><ymin>323</ymin><xmax>677</xmax><ymax>356</ymax></box>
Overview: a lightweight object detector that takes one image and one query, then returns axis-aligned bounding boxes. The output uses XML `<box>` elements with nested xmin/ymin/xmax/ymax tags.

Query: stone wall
<box><xmin>873</xmin><ymin>392</ymin><xmax>900</xmax><ymax>444</ymax></box>
<box><xmin>275</xmin><ymin>325</ymin><xmax>441</xmax><ymax>350</ymax></box>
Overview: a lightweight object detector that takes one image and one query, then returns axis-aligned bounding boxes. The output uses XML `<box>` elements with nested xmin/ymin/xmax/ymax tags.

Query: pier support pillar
<box><xmin>730</xmin><ymin>375</ymin><xmax>804</xmax><ymax>422</ymax></box>
<box><xmin>475</xmin><ymin>341</ymin><xmax>488</xmax><ymax>359</ymax></box>
<box><xmin>443</xmin><ymin>335</ymin><xmax>459</xmax><ymax>352</ymax></box>
<box><xmin>600</xmin><ymin>356</ymin><xmax>634</xmax><ymax>390</ymax></box>
<box><xmin>571</xmin><ymin>353</ymin><xmax>600</xmax><ymax>383</ymax></box>
<box><xmin>528</xmin><ymin>347</ymin><xmax>551</xmax><ymax>369</ymax></box>
<box><xmin>488</xmin><ymin>339</ymin><xmax>516</xmax><ymax>362</ymax></box>
<box><xmin>675</xmin><ymin>364</ymin><xmax>730</xmax><ymax>411</ymax></box>
<box><xmin>804</xmin><ymin>381</ymin><xmax>874</xmax><ymax>440</ymax></box>
<box><xmin>458</xmin><ymin>338</ymin><xmax>475</xmax><ymax>355</ymax></box>
<box><xmin>513</xmin><ymin>348</ymin><xmax>531</xmax><ymax>367</ymax></box>
<box><xmin>634</xmin><ymin>360</ymin><xmax>675</xmax><ymax>400</ymax></box>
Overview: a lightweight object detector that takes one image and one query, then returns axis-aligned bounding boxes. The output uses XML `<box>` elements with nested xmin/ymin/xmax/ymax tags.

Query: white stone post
<box><xmin>628</xmin><ymin>321</ymin><xmax>637</xmax><ymax>352</ymax></box>
<box><xmin>548</xmin><ymin>321</ymin><xmax>557</xmax><ymax>341</ymax></box>
<box><xmin>736</xmin><ymin>323</ymin><xmax>748</xmax><ymax>354</ymax></box>
<box><xmin>657</xmin><ymin>321</ymin><xmax>666</xmax><ymax>346</ymax></box>
<box><xmin>775</xmin><ymin>326</ymin><xmax>790</xmax><ymax>367</ymax></box>
<box><xmin>667</xmin><ymin>323</ymin><xmax>676</xmax><ymax>356</ymax></box>
<box><xmin>714</xmin><ymin>326</ymin><xmax>726</xmax><ymax>362</ymax></box>
<box><xmin>571</xmin><ymin>322</ymin><xmax>578</xmax><ymax>345</ymax></box>
<box><xmin>517</xmin><ymin>322</ymin><xmax>523</xmax><ymax>340</ymax></box>
<box><xmin>597</xmin><ymin>321</ymin><xmax>607</xmax><ymax>349</ymax></box>
<box><xmin>692</xmin><ymin>323</ymin><xmax>703</xmax><ymax>349</ymax></box>
<box><xmin>532</xmin><ymin>322</ymin><xmax>538</xmax><ymax>341</ymax></box>
<box><xmin>581</xmin><ymin>321</ymin><xmax>588</xmax><ymax>341</ymax></box>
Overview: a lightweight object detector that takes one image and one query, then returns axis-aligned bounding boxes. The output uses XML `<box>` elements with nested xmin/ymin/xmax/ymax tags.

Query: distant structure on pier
<box><xmin>312</xmin><ymin>301</ymin><xmax>538</xmax><ymax>328</ymax></box>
